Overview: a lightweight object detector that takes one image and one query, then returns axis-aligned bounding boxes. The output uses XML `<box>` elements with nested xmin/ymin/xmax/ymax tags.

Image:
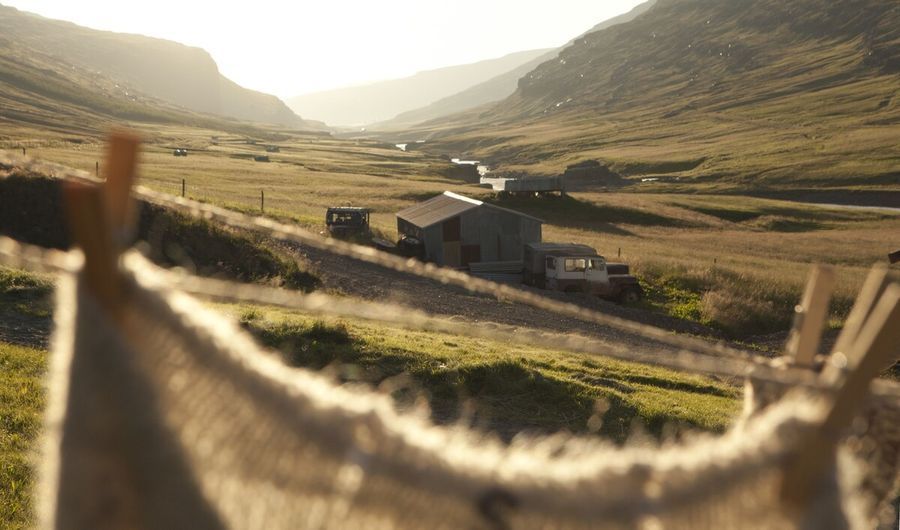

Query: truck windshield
<box><xmin>328</xmin><ymin>212</ymin><xmax>363</xmax><ymax>225</ymax></box>
<box><xmin>565</xmin><ymin>258</ymin><xmax>587</xmax><ymax>272</ymax></box>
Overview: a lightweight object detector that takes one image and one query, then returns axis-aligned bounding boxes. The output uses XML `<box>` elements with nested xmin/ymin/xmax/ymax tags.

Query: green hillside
<box><xmin>410</xmin><ymin>0</ymin><xmax>900</xmax><ymax>190</ymax></box>
<box><xmin>0</xmin><ymin>4</ymin><xmax>324</xmax><ymax>130</ymax></box>
<box><xmin>376</xmin><ymin>1</ymin><xmax>657</xmax><ymax>130</ymax></box>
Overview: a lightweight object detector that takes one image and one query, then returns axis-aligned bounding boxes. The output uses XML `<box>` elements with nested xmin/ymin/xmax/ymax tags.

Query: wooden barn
<box><xmin>396</xmin><ymin>191</ymin><xmax>542</xmax><ymax>267</ymax></box>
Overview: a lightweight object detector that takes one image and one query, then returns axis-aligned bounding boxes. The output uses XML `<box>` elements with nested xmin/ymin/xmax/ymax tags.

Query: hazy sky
<box><xmin>5</xmin><ymin>0</ymin><xmax>645</xmax><ymax>97</ymax></box>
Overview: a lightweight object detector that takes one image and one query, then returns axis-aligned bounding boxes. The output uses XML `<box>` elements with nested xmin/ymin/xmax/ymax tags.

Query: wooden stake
<box><xmin>260</xmin><ymin>189</ymin><xmax>265</xmax><ymax>214</ymax></box>
<box><xmin>64</xmin><ymin>182</ymin><xmax>121</xmax><ymax>314</ymax></box>
<box><xmin>823</xmin><ymin>264</ymin><xmax>891</xmax><ymax>382</ymax></box>
<box><xmin>785</xmin><ymin>265</ymin><xmax>835</xmax><ymax>367</ymax></box>
<box><xmin>781</xmin><ymin>283</ymin><xmax>900</xmax><ymax>508</ymax></box>
<box><xmin>182</xmin><ymin>178</ymin><xmax>186</xmax><ymax>198</ymax></box>
<box><xmin>101</xmin><ymin>130</ymin><xmax>141</xmax><ymax>242</ymax></box>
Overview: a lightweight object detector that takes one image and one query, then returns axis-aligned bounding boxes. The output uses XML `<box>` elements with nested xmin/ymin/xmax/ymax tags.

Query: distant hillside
<box><xmin>414</xmin><ymin>0</ymin><xmax>900</xmax><ymax>189</ymax></box>
<box><xmin>286</xmin><ymin>49</ymin><xmax>551</xmax><ymax>127</ymax></box>
<box><xmin>377</xmin><ymin>1</ymin><xmax>656</xmax><ymax>130</ymax></box>
<box><xmin>0</xmin><ymin>5</ymin><xmax>323</xmax><ymax>130</ymax></box>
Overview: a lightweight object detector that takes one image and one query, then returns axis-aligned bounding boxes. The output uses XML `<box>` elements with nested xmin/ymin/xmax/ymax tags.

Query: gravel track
<box><xmin>285</xmin><ymin>241</ymin><xmax>730</xmax><ymax>358</ymax></box>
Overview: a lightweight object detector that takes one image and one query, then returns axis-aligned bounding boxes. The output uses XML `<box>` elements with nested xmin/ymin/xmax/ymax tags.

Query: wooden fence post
<box><xmin>260</xmin><ymin>190</ymin><xmax>265</xmax><ymax>214</ymax></box>
<box><xmin>782</xmin><ymin>283</ymin><xmax>900</xmax><ymax>507</ymax></box>
<box><xmin>822</xmin><ymin>264</ymin><xmax>891</xmax><ymax>382</ymax></box>
<box><xmin>785</xmin><ymin>265</ymin><xmax>835</xmax><ymax>366</ymax></box>
<box><xmin>182</xmin><ymin>178</ymin><xmax>186</xmax><ymax>198</ymax></box>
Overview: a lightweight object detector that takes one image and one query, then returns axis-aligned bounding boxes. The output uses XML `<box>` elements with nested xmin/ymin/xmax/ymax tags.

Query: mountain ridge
<box><xmin>0</xmin><ymin>4</ymin><xmax>323</xmax><ymax>130</ymax></box>
<box><xmin>286</xmin><ymin>49</ymin><xmax>552</xmax><ymax>127</ymax></box>
<box><xmin>374</xmin><ymin>0</ymin><xmax>657</xmax><ymax>130</ymax></box>
<box><xmin>407</xmin><ymin>0</ymin><xmax>900</xmax><ymax>189</ymax></box>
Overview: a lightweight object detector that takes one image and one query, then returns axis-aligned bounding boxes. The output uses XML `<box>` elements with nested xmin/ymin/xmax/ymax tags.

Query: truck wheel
<box><xmin>619</xmin><ymin>285</ymin><xmax>642</xmax><ymax>304</ymax></box>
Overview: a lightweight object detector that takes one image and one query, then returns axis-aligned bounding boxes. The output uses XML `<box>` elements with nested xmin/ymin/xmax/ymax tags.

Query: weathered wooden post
<box><xmin>182</xmin><ymin>179</ymin><xmax>186</xmax><ymax>198</ymax></box>
<box><xmin>260</xmin><ymin>190</ymin><xmax>265</xmax><ymax>214</ymax></box>
<box><xmin>785</xmin><ymin>265</ymin><xmax>835</xmax><ymax>367</ymax></box>
<box><xmin>95</xmin><ymin>161</ymin><xmax>99</xmax><ymax>176</ymax></box>
<box><xmin>22</xmin><ymin>147</ymin><xmax>26</xmax><ymax>156</ymax></box>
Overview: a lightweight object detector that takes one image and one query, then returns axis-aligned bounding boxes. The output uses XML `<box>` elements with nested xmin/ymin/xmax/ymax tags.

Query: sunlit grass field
<box><xmin>16</xmin><ymin>124</ymin><xmax>900</xmax><ymax>337</ymax></box>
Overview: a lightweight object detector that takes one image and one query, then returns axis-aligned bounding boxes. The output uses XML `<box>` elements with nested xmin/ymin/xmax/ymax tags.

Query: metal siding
<box><xmin>407</xmin><ymin>200</ymin><xmax>543</xmax><ymax>266</ymax></box>
<box><xmin>423</xmin><ymin>225</ymin><xmax>443</xmax><ymax>263</ymax></box>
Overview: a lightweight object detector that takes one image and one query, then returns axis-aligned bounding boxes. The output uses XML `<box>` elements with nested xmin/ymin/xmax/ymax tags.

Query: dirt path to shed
<box><xmin>283</xmin><ymin>241</ymin><xmax>743</xmax><ymax>361</ymax></box>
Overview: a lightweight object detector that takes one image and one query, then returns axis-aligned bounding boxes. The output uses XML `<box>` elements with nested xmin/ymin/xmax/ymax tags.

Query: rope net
<box><xmin>40</xmin><ymin>252</ymin><xmax>872</xmax><ymax>529</ymax></box>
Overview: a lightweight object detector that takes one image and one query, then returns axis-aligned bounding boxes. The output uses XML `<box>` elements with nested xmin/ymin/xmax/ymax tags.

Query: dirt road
<box><xmin>284</xmin><ymin>241</ymin><xmax>731</xmax><ymax>357</ymax></box>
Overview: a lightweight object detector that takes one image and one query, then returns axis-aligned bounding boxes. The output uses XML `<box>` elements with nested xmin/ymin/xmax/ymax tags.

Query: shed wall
<box><xmin>400</xmin><ymin>205</ymin><xmax>541</xmax><ymax>266</ymax></box>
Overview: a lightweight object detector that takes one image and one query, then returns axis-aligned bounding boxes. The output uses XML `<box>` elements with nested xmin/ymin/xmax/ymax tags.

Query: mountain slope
<box><xmin>286</xmin><ymin>49</ymin><xmax>551</xmax><ymax>127</ymax></box>
<box><xmin>0</xmin><ymin>5</ymin><xmax>321</xmax><ymax>129</ymax></box>
<box><xmin>378</xmin><ymin>1</ymin><xmax>656</xmax><ymax>129</ymax></box>
<box><xmin>418</xmin><ymin>0</ymin><xmax>900</xmax><ymax>189</ymax></box>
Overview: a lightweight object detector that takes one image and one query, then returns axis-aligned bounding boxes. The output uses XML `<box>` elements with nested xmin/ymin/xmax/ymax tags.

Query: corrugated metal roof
<box><xmin>397</xmin><ymin>191</ymin><xmax>543</xmax><ymax>228</ymax></box>
<box><xmin>396</xmin><ymin>192</ymin><xmax>480</xmax><ymax>228</ymax></box>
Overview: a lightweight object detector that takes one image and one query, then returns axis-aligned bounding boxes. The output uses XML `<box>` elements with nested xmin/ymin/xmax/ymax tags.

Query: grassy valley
<box><xmin>12</xmin><ymin>129</ymin><xmax>899</xmax><ymax>339</ymax></box>
<box><xmin>395</xmin><ymin>0</ymin><xmax>900</xmax><ymax>192</ymax></box>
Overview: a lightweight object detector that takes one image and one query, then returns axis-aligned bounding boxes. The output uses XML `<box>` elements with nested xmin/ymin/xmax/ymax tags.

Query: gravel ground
<box><xmin>283</xmin><ymin>241</ymin><xmax>734</xmax><ymax>358</ymax></box>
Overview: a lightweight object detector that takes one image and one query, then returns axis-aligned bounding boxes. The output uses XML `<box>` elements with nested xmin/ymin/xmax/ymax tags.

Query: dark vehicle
<box><xmin>326</xmin><ymin>207</ymin><xmax>370</xmax><ymax>237</ymax></box>
<box><xmin>397</xmin><ymin>235</ymin><xmax>425</xmax><ymax>259</ymax></box>
<box><xmin>173</xmin><ymin>148</ymin><xmax>188</xmax><ymax>157</ymax></box>
<box><xmin>265</xmin><ymin>145</ymin><xmax>281</xmax><ymax>153</ymax></box>
<box><xmin>254</xmin><ymin>155</ymin><xmax>270</xmax><ymax>162</ymax></box>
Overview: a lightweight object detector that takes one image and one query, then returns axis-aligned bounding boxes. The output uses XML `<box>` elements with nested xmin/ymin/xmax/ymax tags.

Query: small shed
<box><xmin>396</xmin><ymin>191</ymin><xmax>542</xmax><ymax>267</ymax></box>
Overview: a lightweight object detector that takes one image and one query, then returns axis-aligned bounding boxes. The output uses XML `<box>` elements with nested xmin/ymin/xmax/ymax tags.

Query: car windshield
<box><xmin>565</xmin><ymin>258</ymin><xmax>587</xmax><ymax>272</ymax></box>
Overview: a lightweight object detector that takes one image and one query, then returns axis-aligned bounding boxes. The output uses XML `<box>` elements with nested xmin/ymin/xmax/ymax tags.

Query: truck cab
<box><xmin>544</xmin><ymin>254</ymin><xmax>643</xmax><ymax>303</ymax></box>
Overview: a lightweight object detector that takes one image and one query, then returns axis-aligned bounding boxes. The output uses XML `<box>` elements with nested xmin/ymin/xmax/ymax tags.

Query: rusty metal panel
<box><xmin>443</xmin><ymin>241</ymin><xmax>461</xmax><ymax>267</ymax></box>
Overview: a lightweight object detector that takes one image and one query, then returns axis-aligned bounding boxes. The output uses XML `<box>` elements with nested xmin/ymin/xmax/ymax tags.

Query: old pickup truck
<box><xmin>523</xmin><ymin>242</ymin><xmax>643</xmax><ymax>303</ymax></box>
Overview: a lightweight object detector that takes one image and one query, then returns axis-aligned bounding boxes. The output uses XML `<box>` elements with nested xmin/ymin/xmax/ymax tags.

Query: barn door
<box><xmin>442</xmin><ymin>217</ymin><xmax>462</xmax><ymax>267</ymax></box>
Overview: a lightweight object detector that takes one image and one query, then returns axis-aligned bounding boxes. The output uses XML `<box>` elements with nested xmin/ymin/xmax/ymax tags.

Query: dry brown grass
<box><xmin>11</xmin><ymin>124</ymin><xmax>899</xmax><ymax>339</ymax></box>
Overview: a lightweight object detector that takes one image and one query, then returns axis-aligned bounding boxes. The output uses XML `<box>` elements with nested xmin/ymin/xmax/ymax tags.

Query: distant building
<box><xmin>396</xmin><ymin>191</ymin><xmax>542</xmax><ymax>267</ymax></box>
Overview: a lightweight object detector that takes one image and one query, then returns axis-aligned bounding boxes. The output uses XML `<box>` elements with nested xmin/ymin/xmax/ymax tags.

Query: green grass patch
<box><xmin>232</xmin><ymin>306</ymin><xmax>741</xmax><ymax>442</ymax></box>
<box><xmin>0</xmin><ymin>268</ymin><xmax>52</xmax><ymax>299</ymax></box>
<box><xmin>0</xmin><ymin>342</ymin><xmax>46</xmax><ymax>529</ymax></box>
<box><xmin>635</xmin><ymin>260</ymin><xmax>857</xmax><ymax>337</ymax></box>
